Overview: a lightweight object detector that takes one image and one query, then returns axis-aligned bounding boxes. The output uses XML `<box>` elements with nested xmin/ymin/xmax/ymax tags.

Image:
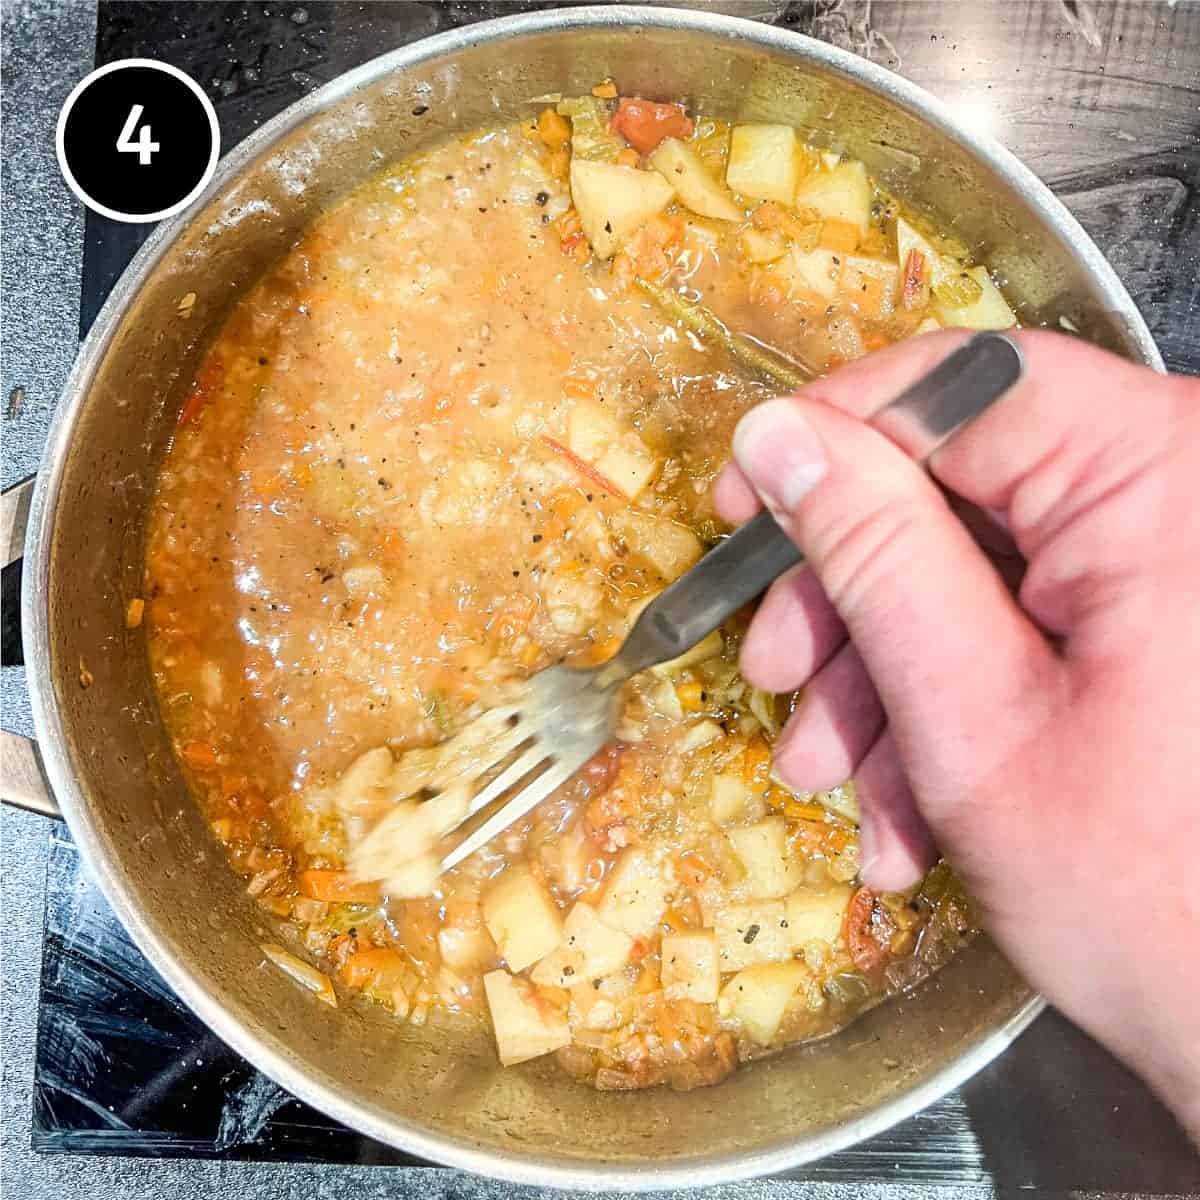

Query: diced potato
<box><xmin>840</xmin><ymin>253</ymin><xmax>900</xmax><ymax>311</ymax></box>
<box><xmin>649</xmin><ymin>137</ymin><xmax>743</xmax><ymax>221</ymax></box>
<box><xmin>785</xmin><ymin>884</ymin><xmax>852</xmax><ymax>950</ymax></box>
<box><xmin>740</xmin><ymin>227</ymin><xmax>788</xmax><ymax>264</ymax></box>
<box><xmin>816</xmin><ymin>780</ymin><xmax>860</xmax><ymax>824</ymax></box>
<box><xmin>933</xmin><ymin>264</ymin><xmax>1017</xmax><ymax>330</ymax></box>
<box><xmin>678</xmin><ymin>719</ymin><xmax>724</xmax><ymax>755</ymax></box>
<box><xmin>912</xmin><ymin>315</ymin><xmax>943</xmax><ymax>336</ymax></box>
<box><xmin>437</xmin><ymin>924</ymin><xmax>497</xmax><ymax>971</ymax></box>
<box><xmin>776</xmin><ymin>246</ymin><xmax>841</xmax><ymax>300</ymax></box>
<box><xmin>726</xmin><ymin>124</ymin><xmax>805</xmax><ymax>205</ymax></box>
<box><xmin>611</xmin><ymin>509</ymin><xmax>703</xmax><ymax>580</ymax></box>
<box><xmin>566</xmin><ymin>399</ymin><xmax>623</xmax><ymax>462</ymax></box>
<box><xmin>794</xmin><ymin>160</ymin><xmax>872</xmax><ymax>243</ymax></box>
<box><xmin>530</xmin><ymin>901</ymin><xmax>633</xmax><ymax>987</ymax></box>
<box><xmin>895</xmin><ymin>216</ymin><xmax>951</xmax><ymax>288</ymax></box>
<box><xmin>819</xmin><ymin>150</ymin><xmax>841</xmax><ymax>170</ymax></box>
<box><xmin>328</xmin><ymin>746</ymin><xmax>396</xmax><ymax>817</ymax></box>
<box><xmin>709</xmin><ymin>772</ymin><xmax>749</xmax><ymax>825</ymax></box>
<box><xmin>597</xmin><ymin>440</ymin><xmax>660</xmax><ymax>499</ymax></box>
<box><xmin>483</xmin><ymin>970</ymin><xmax>571</xmax><ymax>1066</ymax></box>
<box><xmin>569</xmin><ymin>159</ymin><xmax>675</xmax><ymax>259</ymax></box>
<box><xmin>384</xmin><ymin>853</ymin><xmax>442</xmax><ymax>898</ymax></box>
<box><xmin>483</xmin><ymin>866</ymin><xmax>565</xmax><ymax>973</ymax></box>
<box><xmin>661</xmin><ymin>929</ymin><xmax>720</xmax><ymax>1003</ymax></box>
<box><xmin>342</xmin><ymin>564</ymin><xmax>385</xmax><ymax>598</ymax></box>
<box><xmin>566</xmin><ymin>401</ymin><xmax>659</xmax><ymax>499</ymax></box>
<box><xmin>710</xmin><ymin>900</ymin><xmax>793</xmax><ymax>970</ymax></box>
<box><xmin>348</xmin><ymin>783</ymin><xmax>470</xmax><ymax>887</ymax></box>
<box><xmin>597</xmin><ymin>848</ymin><xmax>669</xmax><ymax>937</ymax></box>
<box><xmin>721</xmin><ymin>961</ymin><xmax>808</xmax><ymax>1045</ymax></box>
<box><xmin>727</xmin><ymin>817</ymin><xmax>804</xmax><ymax>899</ymax></box>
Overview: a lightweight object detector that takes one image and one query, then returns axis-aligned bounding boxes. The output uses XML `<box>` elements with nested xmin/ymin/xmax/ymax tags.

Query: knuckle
<box><xmin>811</xmin><ymin>497</ymin><xmax>929</xmax><ymax>615</ymax></box>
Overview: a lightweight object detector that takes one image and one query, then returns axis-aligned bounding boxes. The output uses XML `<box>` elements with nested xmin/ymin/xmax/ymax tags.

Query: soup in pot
<box><xmin>143</xmin><ymin>87</ymin><xmax>1015</xmax><ymax>1091</ymax></box>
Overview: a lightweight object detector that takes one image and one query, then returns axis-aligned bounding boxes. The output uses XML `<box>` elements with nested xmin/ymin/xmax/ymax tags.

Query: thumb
<box><xmin>731</xmin><ymin>389</ymin><xmax>1065</xmax><ymax>830</ymax></box>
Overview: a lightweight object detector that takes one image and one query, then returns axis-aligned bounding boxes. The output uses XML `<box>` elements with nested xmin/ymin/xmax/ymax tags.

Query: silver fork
<box><xmin>439</xmin><ymin>332</ymin><xmax>1024</xmax><ymax>871</ymax></box>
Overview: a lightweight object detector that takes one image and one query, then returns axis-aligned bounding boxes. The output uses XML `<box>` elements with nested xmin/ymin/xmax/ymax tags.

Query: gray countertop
<box><xmin>2</xmin><ymin>2</ymin><xmax>1197</xmax><ymax>1198</ymax></box>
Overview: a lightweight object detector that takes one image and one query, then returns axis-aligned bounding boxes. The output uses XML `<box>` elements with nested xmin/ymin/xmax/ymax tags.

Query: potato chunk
<box><xmin>610</xmin><ymin>509</ymin><xmax>702</xmax><ymax>580</ymax></box>
<box><xmin>710</xmin><ymin>900</ymin><xmax>793</xmax><ymax>970</ymax></box>
<box><xmin>726</xmin><ymin>124</ymin><xmax>804</xmax><ymax>204</ymax></box>
<box><xmin>933</xmin><ymin>265</ymin><xmax>1017</xmax><ymax>330</ymax></box>
<box><xmin>785</xmin><ymin>884</ymin><xmax>852</xmax><ymax>950</ymax></box>
<box><xmin>566</xmin><ymin>401</ymin><xmax>659</xmax><ymax>499</ymax></box>
<box><xmin>727</xmin><ymin>817</ymin><xmax>803</xmax><ymax>899</ymax></box>
<box><xmin>721</xmin><ymin>961</ymin><xmax>809</xmax><ymax>1045</ymax></box>
<box><xmin>483</xmin><ymin>970</ymin><xmax>571</xmax><ymax>1066</ymax></box>
<box><xmin>649</xmin><ymin>137</ymin><xmax>742</xmax><ymax>221</ymax></box>
<box><xmin>483</xmin><ymin>866</ymin><xmax>564</xmax><ymax>973</ymax></box>
<box><xmin>708</xmin><ymin>772</ymin><xmax>749</xmax><ymax>825</ymax></box>
<box><xmin>530</xmin><ymin>901</ymin><xmax>634</xmax><ymax>987</ymax></box>
<box><xmin>569</xmin><ymin>159</ymin><xmax>675</xmax><ymax>259</ymax></box>
<box><xmin>597</xmin><ymin>848</ymin><xmax>669</xmax><ymax>938</ymax></box>
<box><xmin>793</xmin><ymin>160</ymin><xmax>872</xmax><ymax>242</ymax></box>
<box><xmin>661</xmin><ymin>929</ymin><xmax>720</xmax><ymax>1003</ymax></box>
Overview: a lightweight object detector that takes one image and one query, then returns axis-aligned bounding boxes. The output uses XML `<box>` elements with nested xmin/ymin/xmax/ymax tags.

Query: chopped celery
<box><xmin>557</xmin><ymin>96</ymin><xmax>622</xmax><ymax>163</ymax></box>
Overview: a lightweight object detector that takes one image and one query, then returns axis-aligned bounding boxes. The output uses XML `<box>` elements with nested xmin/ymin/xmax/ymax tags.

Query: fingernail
<box><xmin>732</xmin><ymin>399</ymin><xmax>826</xmax><ymax>514</ymax></box>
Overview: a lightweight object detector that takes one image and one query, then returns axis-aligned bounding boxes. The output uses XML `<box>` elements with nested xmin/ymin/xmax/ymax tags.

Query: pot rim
<box><xmin>24</xmin><ymin>4</ymin><xmax>1154</xmax><ymax>1188</ymax></box>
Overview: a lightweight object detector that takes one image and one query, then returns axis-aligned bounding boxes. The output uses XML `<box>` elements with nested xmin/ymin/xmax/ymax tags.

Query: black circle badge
<box><xmin>57</xmin><ymin>59</ymin><xmax>220</xmax><ymax>223</ymax></box>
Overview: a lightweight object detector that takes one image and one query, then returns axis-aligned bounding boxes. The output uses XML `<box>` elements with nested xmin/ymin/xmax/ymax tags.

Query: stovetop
<box><xmin>11</xmin><ymin>1</ymin><xmax>1200</xmax><ymax>1193</ymax></box>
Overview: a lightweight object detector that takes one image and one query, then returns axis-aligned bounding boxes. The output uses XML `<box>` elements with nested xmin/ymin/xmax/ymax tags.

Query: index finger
<box><xmin>796</xmin><ymin>328</ymin><xmax>1179</xmax><ymax>560</ymax></box>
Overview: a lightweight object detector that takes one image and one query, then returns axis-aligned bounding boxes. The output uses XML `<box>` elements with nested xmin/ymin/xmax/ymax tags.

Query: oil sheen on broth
<box><xmin>144</xmin><ymin>91</ymin><xmax>1014</xmax><ymax>1091</ymax></box>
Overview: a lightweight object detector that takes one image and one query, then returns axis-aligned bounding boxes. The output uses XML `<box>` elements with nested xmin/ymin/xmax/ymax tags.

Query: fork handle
<box><xmin>613</xmin><ymin>331</ymin><xmax>1024</xmax><ymax>677</ymax></box>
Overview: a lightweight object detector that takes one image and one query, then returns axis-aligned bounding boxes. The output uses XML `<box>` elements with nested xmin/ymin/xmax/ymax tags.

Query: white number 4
<box><xmin>116</xmin><ymin>104</ymin><xmax>160</xmax><ymax>165</ymax></box>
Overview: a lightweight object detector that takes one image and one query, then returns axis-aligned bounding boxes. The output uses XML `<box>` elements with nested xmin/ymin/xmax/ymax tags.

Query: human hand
<box><xmin>715</xmin><ymin>329</ymin><xmax>1200</xmax><ymax>1139</ymax></box>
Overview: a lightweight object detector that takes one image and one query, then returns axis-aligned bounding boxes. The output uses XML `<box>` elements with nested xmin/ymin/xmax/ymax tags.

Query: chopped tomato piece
<box><xmin>298</xmin><ymin>869</ymin><xmax>381</xmax><ymax>905</ymax></box>
<box><xmin>611</xmin><ymin>98</ymin><xmax>694</xmax><ymax>154</ymax></box>
<box><xmin>581</xmin><ymin>741</ymin><xmax>624</xmax><ymax>792</ymax></box>
<box><xmin>845</xmin><ymin>886</ymin><xmax>890</xmax><ymax>973</ymax></box>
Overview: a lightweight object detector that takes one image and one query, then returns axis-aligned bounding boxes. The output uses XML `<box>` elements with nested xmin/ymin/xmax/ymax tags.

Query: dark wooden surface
<box><xmin>4</xmin><ymin>2</ymin><xmax>1198</xmax><ymax>1197</ymax></box>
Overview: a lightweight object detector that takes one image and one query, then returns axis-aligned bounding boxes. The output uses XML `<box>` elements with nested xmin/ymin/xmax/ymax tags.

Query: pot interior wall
<box><xmin>44</xmin><ymin>15</ymin><xmax>1139</xmax><ymax>1173</ymax></box>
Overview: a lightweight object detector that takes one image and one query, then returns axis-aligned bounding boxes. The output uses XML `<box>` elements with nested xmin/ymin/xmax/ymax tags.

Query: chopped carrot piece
<box><xmin>177</xmin><ymin>386</ymin><xmax>208</xmax><ymax>426</ymax></box>
<box><xmin>675</xmin><ymin>680</ymin><xmax>704</xmax><ymax>712</ymax></box>
<box><xmin>341</xmin><ymin>945</ymin><xmax>406</xmax><ymax>989</ymax></box>
<box><xmin>591</xmin><ymin>78</ymin><xmax>618</xmax><ymax>99</ymax></box>
<box><xmin>124</xmin><ymin>597</ymin><xmax>145</xmax><ymax>629</ymax></box>
<box><xmin>675</xmin><ymin>851</ymin><xmax>710</xmax><ymax>888</ymax></box>
<box><xmin>743</xmin><ymin>734</ymin><xmax>772</xmax><ymax>795</ymax></box>
<box><xmin>611</xmin><ymin>97</ymin><xmax>694</xmax><ymax>154</ymax></box>
<box><xmin>818</xmin><ymin>219</ymin><xmax>861</xmax><ymax>253</ymax></box>
<box><xmin>782</xmin><ymin>797</ymin><xmax>827</xmax><ymax>822</ymax></box>
<box><xmin>615</xmin><ymin>147</ymin><xmax>639</xmax><ymax>168</ymax></box>
<box><xmin>181</xmin><ymin>740</ymin><xmax>220</xmax><ymax>770</ymax></box>
<box><xmin>298</xmin><ymin>869</ymin><xmax>381</xmax><ymax>905</ymax></box>
<box><xmin>536</xmin><ymin>107</ymin><xmax>571</xmax><ymax>149</ymax></box>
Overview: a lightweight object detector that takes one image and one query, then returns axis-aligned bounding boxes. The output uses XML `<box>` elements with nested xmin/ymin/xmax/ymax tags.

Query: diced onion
<box><xmin>748</xmin><ymin>688</ymin><xmax>781</xmax><ymax>738</ymax></box>
<box><xmin>261</xmin><ymin>943</ymin><xmax>338</xmax><ymax>1007</ymax></box>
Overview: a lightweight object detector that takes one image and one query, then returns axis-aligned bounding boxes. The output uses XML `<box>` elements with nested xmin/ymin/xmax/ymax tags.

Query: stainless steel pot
<box><xmin>3</xmin><ymin>6</ymin><xmax>1161</xmax><ymax>1189</ymax></box>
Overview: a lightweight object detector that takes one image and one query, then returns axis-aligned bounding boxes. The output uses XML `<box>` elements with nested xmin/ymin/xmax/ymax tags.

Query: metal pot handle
<box><xmin>1</xmin><ymin>476</ymin><xmax>61</xmax><ymax>818</ymax></box>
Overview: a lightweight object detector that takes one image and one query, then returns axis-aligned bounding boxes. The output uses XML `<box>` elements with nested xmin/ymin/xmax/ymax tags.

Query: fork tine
<box><xmin>440</xmin><ymin>752</ymin><xmax>586</xmax><ymax>871</ymax></box>
<box><xmin>464</xmin><ymin>741</ymin><xmax>546</xmax><ymax>819</ymax></box>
